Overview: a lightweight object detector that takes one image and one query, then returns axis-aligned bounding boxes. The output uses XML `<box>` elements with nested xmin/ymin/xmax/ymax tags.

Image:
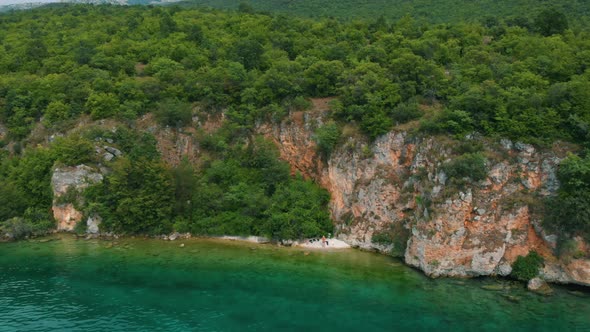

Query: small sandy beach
<box><xmin>297</xmin><ymin>238</ymin><xmax>351</xmax><ymax>249</ymax></box>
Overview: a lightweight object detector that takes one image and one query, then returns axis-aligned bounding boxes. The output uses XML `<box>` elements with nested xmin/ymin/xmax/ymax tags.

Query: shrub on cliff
<box><xmin>371</xmin><ymin>222</ymin><xmax>410</xmax><ymax>257</ymax></box>
<box><xmin>314</xmin><ymin>122</ymin><xmax>341</xmax><ymax>158</ymax></box>
<box><xmin>154</xmin><ymin>99</ymin><xmax>193</xmax><ymax>128</ymax></box>
<box><xmin>511</xmin><ymin>251</ymin><xmax>544</xmax><ymax>281</ymax></box>
<box><xmin>51</xmin><ymin>135</ymin><xmax>95</xmax><ymax>166</ymax></box>
<box><xmin>442</xmin><ymin>152</ymin><xmax>488</xmax><ymax>183</ymax></box>
<box><xmin>544</xmin><ymin>153</ymin><xmax>590</xmax><ymax>241</ymax></box>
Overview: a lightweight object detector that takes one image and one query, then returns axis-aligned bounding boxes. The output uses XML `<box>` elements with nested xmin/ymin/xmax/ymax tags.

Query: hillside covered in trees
<box><xmin>0</xmin><ymin>4</ymin><xmax>589</xmax><ymax>242</ymax></box>
<box><xmin>178</xmin><ymin>0</ymin><xmax>590</xmax><ymax>26</ymax></box>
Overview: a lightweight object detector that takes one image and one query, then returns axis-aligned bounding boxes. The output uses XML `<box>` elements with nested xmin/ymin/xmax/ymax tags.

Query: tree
<box><xmin>160</xmin><ymin>12</ymin><xmax>177</xmax><ymax>37</ymax></box>
<box><xmin>186</xmin><ymin>25</ymin><xmax>204</xmax><ymax>44</ymax></box>
<box><xmin>43</xmin><ymin>100</ymin><xmax>72</xmax><ymax>126</ymax></box>
<box><xmin>154</xmin><ymin>98</ymin><xmax>193</xmax><ymax>127</ymax></box>
<box><xmin>545</xmin><ymin>153</ymin><xmax>590</xmax><ymax>240</ymax></box>
<box><xmin>86</xmin><ymin>92</ymin><xmax>119</xmax><ymax>120</ymax></box>
<box><xmin>264</xmin><ymin>179</ymin><xmax>332</xmax><ymax>239</ymax></box>
<box><xmin>233</xmin><ymin>39</ymin><xmax>264</xmax><ymax>70</ymax></box>
<box><xmin>534</xmin><ymin>8</ymin><xmax>568</xmax><ymax>36</ymax></box>
<box><xmin>304</xmin><ymin>60</ymin><xmax>344</xmax><ymax>97</ymax></box>
<box><xmin>172</xmin><ymin>158</ymin><xmax>196</xmax><ymax>219</ymax></box>
<box><xmin>74</xmin><ymin>40</ymin><xmax>96</xmax><ymax>65</ymax></box>
<box><xmin>87</xmin><ymin>157</ymin><xmax>174</xmax><ymax>235</ymax></box>
<box><xmin>51</xmin><ymin>135</ymin><xmax>95</xmax><ymax>166</ymax></box>
<box><xmin>444</xmin><ymin>152</ymin><xmax>487</xmax><ymax>182</ymax></box>
<box><xmin>314</xmin><ymin>121</ymin><xmax>341</xmax><ymax>157</ymax></box>
<box><xmin>0</xmin><ymin>183</ymin><xmax>27</xmax><ymax>222</ymax></box>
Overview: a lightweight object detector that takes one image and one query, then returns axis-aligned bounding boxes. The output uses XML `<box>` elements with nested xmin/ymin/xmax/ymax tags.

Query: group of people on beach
<box><xmin>308</xmin><ymin>235</ymin><xmax>330</xmax><ymax>247</ymax></box>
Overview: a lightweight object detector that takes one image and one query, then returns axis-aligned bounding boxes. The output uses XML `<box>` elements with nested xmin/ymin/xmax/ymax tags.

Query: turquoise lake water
<box><xmin>0</xmin><ymin>236</ymin><xmax>589</xmax><ymax>332</ymax></box>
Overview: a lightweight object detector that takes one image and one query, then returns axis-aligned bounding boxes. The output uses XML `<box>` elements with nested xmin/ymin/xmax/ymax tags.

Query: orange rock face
<box><xmin>144</xmin><ymin>100</ymin><xmax>589</xmax><ymax>286</ymax></box>
<box><xmin>51</xmin><ymin>165</ymin><xmax>103</xmax><ymax>232</ymax></box>
<box><xmin>259</xmin><ymin>107</ymin><xmax>589</xmax><ymax>285</ymax></box>
<box><xmin>53</xmin><ymin>204</ymin><xmax>83</xmax><ymax>232</ymax></box>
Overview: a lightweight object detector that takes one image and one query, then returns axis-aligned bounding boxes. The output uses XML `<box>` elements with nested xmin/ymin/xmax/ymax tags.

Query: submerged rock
<box><xmin>502</xmin><ymin>294</ymin><xmax>521</xmax><ymax>303</ymax></box>
<box><xmin>481</xmin><ymin>284</ymin><xmax>504</xmax><ymax>291</ymax></box>
<box><xmin>528</xmin><ymin>277</ymin><xmax>553</xmax><ymax>295</ymax></box>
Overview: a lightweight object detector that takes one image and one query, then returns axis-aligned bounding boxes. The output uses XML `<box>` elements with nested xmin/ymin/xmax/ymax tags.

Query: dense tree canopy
<box><xmin>0</xmin><ymin>4</ymin><xmax>588</xmax><ymax>239</ymax></box>
<box><xmin>0</xmin><ymin>5</ymin><xmax>587</xmax><ymax>145</ymax></box>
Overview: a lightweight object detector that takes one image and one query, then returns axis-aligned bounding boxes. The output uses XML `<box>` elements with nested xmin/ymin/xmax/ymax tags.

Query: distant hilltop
<box><xmin>0</xmin><ymin>0</ymin><xmax>180</xmax><ymax>12</ymax></box>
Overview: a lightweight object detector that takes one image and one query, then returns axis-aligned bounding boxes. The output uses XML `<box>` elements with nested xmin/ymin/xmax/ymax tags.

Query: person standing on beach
<box><xmin>322</xmin><ymin>235</ymin><xmax>326</xmax><ymax>247</ymax></box>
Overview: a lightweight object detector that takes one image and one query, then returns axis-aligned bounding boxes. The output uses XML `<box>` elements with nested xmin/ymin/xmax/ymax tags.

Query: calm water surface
<box><xmin>0</xmin><ymin>236</ymin><xmax>589</xmax><ymax>331</ymax></box>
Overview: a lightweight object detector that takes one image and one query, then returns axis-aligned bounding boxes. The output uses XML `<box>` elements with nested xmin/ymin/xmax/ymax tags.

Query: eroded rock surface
<box><xmin>261</xmin><ymin>110</ymin><xmax>590</xmax><ymax>286</ymax></box>
<box><xmin>51</xmin><ymin>165</ymin><xmax>103</xmax><ymax>231</ymax></box>
<box><xmin>86</xmin><ymin>214</ymin><xmax>102</xmax><ymax>234</ymax></box>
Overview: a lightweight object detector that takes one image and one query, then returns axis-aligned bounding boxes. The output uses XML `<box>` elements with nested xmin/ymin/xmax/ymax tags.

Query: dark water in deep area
<box><xmin>0</xmin><ymin>236</ymin><xmax>589</xmax><ymax>331</ymax></box>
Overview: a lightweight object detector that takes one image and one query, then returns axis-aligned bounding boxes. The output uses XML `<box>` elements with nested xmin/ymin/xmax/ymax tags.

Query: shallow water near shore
<box><xmin>1</xmin><ymin>235</ymin><xmax>589</xmax><ymax>332</ymax></box>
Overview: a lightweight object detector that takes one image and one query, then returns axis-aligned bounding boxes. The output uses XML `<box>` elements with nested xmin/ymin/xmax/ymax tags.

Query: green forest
<box><xmin>178</xmin><ymin>0</ymin><xmax>590</xmax><ymax>26</ymax></box>
<box><xmin>0</xmin><ymin>3</ymin><xmax>589</xmax><ymax>241</ymax></box>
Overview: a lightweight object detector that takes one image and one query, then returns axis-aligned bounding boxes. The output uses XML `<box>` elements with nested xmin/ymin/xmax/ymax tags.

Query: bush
<box><xmin>511</xmin><ymin>251</ymin><xmax>544</xmax><ymax>281</ymax></box>
<box><xmin>544</xmin><ymin>154</ymin><xmax>590</xmax><ymax>241</ymax></box>
<box><xmin>154</xmin><ymin>99</ymin><xmax>193</xmax><ymax>127</ymax></box>
<box><xmin>85</xmin><ymin>157</ymin><xmax>174</xmax><ymax>235</ymax></box>
<box><xmin>43</xmin><ymin>100</ymin><xmax>73</xmax><ymax>126</ymax></box>
<box><xmin>442</xmin><ymin>152</ymin><xmax>488</xmax><ymax>182</ymax></box>
<box><xmin>51</xmin><ymin>135</ymin><xmax>95</xmax><ymax>165</ymax></box>
<box><xmin>314</xmin><ymin>122</ymin><xmax>341</xmax><ymax>157</ymax></box>
<box><xmin>372</xmin><ymin>232</ymin><xmax>393</xmax><ymax>245</ymax></box>
<box><xmin>86</xmin><ymin>92</ymin><xmax>120</xmax><ymax>120</ymax></box>
<box><xmin>391</xmin><ymin>101</ymin><xmax>424</xmax><ymax>124</ymax></box>
<box><xmin>420</xmin><ymin>109</ymin><xmax>474</xmax><ymax>137</ymax></box>
<box><xmin>370</xmin><ymin>222</ymin><xmax>410</xmax><ymax>257</ymax></box>
<box><xmin>285</xmin><ymin>96</ymin><xmax>312</xmax><ymax>112</ymax></box>
<box><xmin>73</xmin><ymin>218</ymin><xmax>87</xmax><ymax>235</ymax></box>
<box><xmin>2</xmin><ymin>217</ymin><xmax>33</xmax><ymax>240</ymax></box>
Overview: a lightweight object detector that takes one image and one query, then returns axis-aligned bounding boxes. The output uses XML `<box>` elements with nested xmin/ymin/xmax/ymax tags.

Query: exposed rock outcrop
<box><xmin>137</xmin><ymin>113</ymin><xmax>202</xmax><ymax>167</ymax></box>
<box><xmin>96</xmin><ymin>145</ymin><xmax>123</xmax><ymax>162</ymax></box>
<box><xmin>528</xmin><ymin>277</ymin><xmax>553</xmax><ymax>295</ymax></box>
<box><xmin>51</xmin><ymin>165</ymin><xmax>103</xmax><ymax>231</ymax></box>
<box><xmin>259</xmin><ymin>109</ymin><xmax>590</xmax><ymax>286</ymax></box>
<box><xmin>96</xmin><ymin>103</ymin><xmax>589</xmax><ymax>287</ymax></box>
<box><xmin>86</xmin><ymin>214</ymin><xmax>102</xmax><ymax>234</ymax></box>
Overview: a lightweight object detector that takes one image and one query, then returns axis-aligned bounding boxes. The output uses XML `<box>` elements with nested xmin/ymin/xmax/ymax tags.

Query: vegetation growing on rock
<box><xmin>511</xmin><ymin>251</ymin><xmax>544</xmax><ymax>281</ymax></box>
<box><xmin>545</xmin><ymin>153</ymin><xmax>590</xmax><ymax>241</ymax></box>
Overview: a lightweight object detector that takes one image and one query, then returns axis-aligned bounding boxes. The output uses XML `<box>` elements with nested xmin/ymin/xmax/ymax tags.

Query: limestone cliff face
<box><xmin>68</xmin><ymin>108</ymin><xmax>589</xmax><ymax>286</ymax></box>
<box><xmin>137</xmin><ymin>112</ymin><xmax>220</xmax><ymax>167</ymax></box>
<box><xmin>51</xmin><ymin>165</ymin><xmax>102</xmax><ymax>231</ymax></box>
<box><xmin>262</xmin><ymin>111</ymin><xmax>590</xmax><ymax>286</ymax></box>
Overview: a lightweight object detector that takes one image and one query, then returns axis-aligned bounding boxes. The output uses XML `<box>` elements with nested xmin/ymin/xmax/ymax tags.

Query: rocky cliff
<box><xmin>51</xmin><ymin>165</ymin><xmax>102</xmax><ymax>231</ymax></box>
<box><xmin>260</xmin><ymin>110</ymin><xmax>590</xmax><ymax>286</ymax></box>
<box><xmin>46</xmin><ymin>107</ymin><xmax>590</xmax><ymax>286</ymax></box>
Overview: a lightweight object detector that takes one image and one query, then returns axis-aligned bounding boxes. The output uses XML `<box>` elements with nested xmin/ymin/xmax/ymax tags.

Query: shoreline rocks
<box><xmin>528</xmin><ymin>277</ymin><xmax>554</xmax><ymax>295</ymax></box>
